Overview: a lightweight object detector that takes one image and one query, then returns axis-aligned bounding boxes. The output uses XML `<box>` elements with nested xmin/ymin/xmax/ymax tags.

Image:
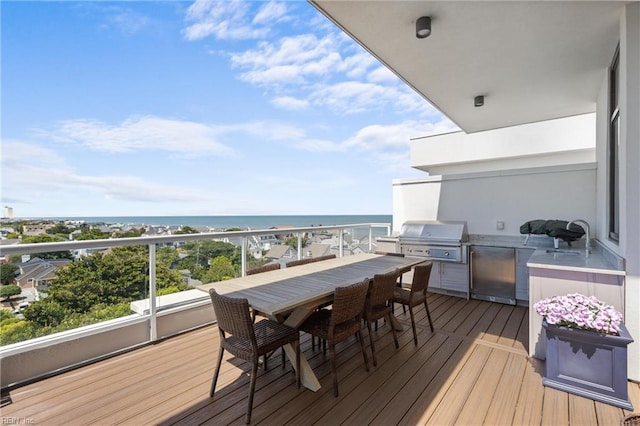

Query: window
<box><xmin>608</xmin><ymin>45</ymin><xmax>620</xmax><ymax>242</ymax></box>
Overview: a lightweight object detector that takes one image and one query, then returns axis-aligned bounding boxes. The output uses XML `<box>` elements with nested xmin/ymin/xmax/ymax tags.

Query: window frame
<box><xmin>608</xmin><ymin>44</ymin><xmax>620</xmax><ymax>243</ymax></box>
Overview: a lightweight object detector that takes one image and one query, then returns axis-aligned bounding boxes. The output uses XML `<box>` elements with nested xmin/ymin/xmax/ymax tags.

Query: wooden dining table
<box><xmin>197</xmin><ymin>253</ymin><xmax>426</xmax><ymax>391</ymax></box>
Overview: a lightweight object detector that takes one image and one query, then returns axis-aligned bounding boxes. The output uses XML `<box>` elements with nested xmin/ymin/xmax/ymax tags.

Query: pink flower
<box><xmin>533</xmin><ymin>293</ymin><xmax>623</xmax><ymax>335</ymax></box>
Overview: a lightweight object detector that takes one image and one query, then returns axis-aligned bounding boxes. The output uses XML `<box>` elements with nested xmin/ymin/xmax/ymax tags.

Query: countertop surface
<box><xmin>469</xmin><ymin>235</ymin><xmax>625</xmax><ymax>275</ymax></box>
<box><xmin>526</xmin><ymin>247</ymin><xmax>624</xmax><ymax>275</ymax></box>
<box><xmin>381</xmin><ymin>234</ymin><xmax>625</xmax><ymax>275</ymax></box>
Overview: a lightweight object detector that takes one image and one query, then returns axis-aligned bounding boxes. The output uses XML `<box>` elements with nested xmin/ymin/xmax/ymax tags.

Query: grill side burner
<box><xmin>398</xmin><ymin>220</ymin><xmax>469</xmax><ymax>263</ymax></box>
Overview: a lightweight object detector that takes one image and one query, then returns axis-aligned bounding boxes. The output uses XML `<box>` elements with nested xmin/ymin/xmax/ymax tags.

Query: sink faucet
<box><xmin>567</xmin><ymin>219</ymin><xmax>591</xmax><ymax>254</ymax></box>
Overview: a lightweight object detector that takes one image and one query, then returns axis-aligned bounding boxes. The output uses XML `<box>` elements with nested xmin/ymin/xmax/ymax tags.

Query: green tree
<box><xmin>22</xmin><ymin>298</ymin><xmax>68</xmax><ymax>327</ymax></box>
<box><xmin>47</xmin><ymin>245</ymin><xmax>187</xmax><ymax>313</ymax></box>
<box><xmin>0</xmin><ymin>284</ymin><xmax>22</xmax><ymax>307</ymax></box>
<box><xmin>175</xmin><ymin>226</ymin><xmax>199</xmax><ymax>234</ymax></box>
<box><xmin>285</xmin><ymin>236</ymin><xmax>308</xmax><ymax>248</ymax></box>
<box><xmin>74</xmin><ymin>228</ymin><xmax>109</xmax><ymax>240</ymax></box>
<box><xmin>114</xmin><ymin>228</ymin><xmax>145</xmax><ymax>238</ymax></box>
<box><xmin>0</xmin><ymin>263</ymin><xmax>18</xmax><ymax>285</ymax></box>
<box><xmin>201</xmin><ymin>256</ymin><xmax>236</xmax><ymax>283</ymax></box>
<box><xmin>157</xmin><ymin>246</ymin><xmax>179</xmax><ymax>268</ymax></box>
<box><xmin>46</xmin><ymin>223</ymin><xmax>74</xmax><ymax>236</ymax></box>
<box><xmin>177</xmin><ymin>240</ymin><xmax>237</xmax><ymax>279</ymax></box>
<box><xmin>22</xmin><ymin>234</ymin><xmax>73</xmax><ymax>259</ymax></box>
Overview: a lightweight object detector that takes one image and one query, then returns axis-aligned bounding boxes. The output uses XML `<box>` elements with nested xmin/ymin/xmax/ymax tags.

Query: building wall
<box><xmin>395</xmin><ymin>4</ymin><xmax>640</xmax><ymax>382</ymax></box>
<box><xmin>410</xmin><ymin>114</ymin><xmax>596</xmax><ymax>175</ymax></box>
<box><xmin>594</xmin><ymin>3</ymin><xmax>639</xmax><ymax>383</ymax></box>
<box><xmin>392</xmin><ymin>164</ymin><xmax>596</xmax><ymax>238</ymax></box>
<box><xmin>617</xmin><ymin>3</ymin><xmax>639</xmax><ymax>382</ymax></box>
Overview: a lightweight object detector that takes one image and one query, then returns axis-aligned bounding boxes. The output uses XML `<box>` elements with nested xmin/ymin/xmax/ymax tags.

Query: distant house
<box><xmin>15</xmin><ymin>257</ymin><xmax>71</xmax><ymax>292</ymax></box>
<box><xmin>271</xmin><ymin>226</ymin><xmax>296</xmax><ymax>241</ymax></box>
<box><xmin>265</xmin><ymin>245</ymin><xmax>297</xmax><ymax>261</ymax></box>
<box><xmin>22</xmin><ymin>224</ymin><xmax>55</xmax><ymax>236</ymax></box>
<box><xmin>90</xmin><ymin>223</ymin><xmax>112</xmax><ymax>234</ymax></box>
<box><xmin>214</xmin><ymin>235</ymin><xmax>263</xmax><ymax>259</ymax></box>
<box><xmin>301</xmin><ymin>243</ymin><xmax>332</xmax><ymax>259</ymax></box>
<box><xmin>72</xmin><ymin>247</ymin><xmax>110</xmax><ymax>260</ymax></box>
<box><xmin>254</xmin><ymin>234</ymin><xmax>279</xmax><ymax>251</ymax></box>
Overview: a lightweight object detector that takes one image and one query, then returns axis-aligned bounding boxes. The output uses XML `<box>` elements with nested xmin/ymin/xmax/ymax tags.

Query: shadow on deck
<box><xmin>2</xmin><ymin>294</ymin><xmax>638</xmax><ymax>425</ymax></box>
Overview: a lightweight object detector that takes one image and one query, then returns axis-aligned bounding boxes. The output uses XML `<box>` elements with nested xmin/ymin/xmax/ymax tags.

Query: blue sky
<box><xmin>1</xmin><ymin>1</ymin><xmax>456</xmax><ymax>218</ymax></box>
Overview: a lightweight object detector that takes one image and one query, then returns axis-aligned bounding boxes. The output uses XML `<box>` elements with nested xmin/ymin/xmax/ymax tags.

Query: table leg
<box><xmin>389</xmin><ymin>313</ymin><xmax>404</xmax><ymax>331</ymax></box>
<box><xmin>272</xmin><ymin>302</ymin><xmax>326</xmax><ymax>392</ymax></box>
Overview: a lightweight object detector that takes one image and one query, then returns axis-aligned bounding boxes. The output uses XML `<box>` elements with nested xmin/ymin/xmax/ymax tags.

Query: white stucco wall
<box><xmin>621</xmin><ymin>2</ymin><xmax>639</xmax><ymax>383</ymax></box>
<box><xmin>410</xmin><ymin>114</ymin><xmax>596</xmax><ymax>175</ymax></box>
<box><xmin>594</xmin><ymin>3</ymin><xmax>639</xmax><ymax>383</ymax></box>
<box><xmin>392</xmin><ymin>164</ymin><xmax>596</xmax><ymax>237</ymax></box>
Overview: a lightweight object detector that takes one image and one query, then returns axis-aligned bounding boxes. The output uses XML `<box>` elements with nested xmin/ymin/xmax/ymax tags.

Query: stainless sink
<box><xmin>545</xmin><ymin>249</ymin><xmax>581</xmax><ymax>256</ymax></box>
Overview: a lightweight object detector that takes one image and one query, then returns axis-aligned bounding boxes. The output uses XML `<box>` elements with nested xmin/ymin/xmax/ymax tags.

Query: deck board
<box><xmin>2</xmin><ymin>294</ymin><xmax>638</xmax><ymax>426</ymax></box>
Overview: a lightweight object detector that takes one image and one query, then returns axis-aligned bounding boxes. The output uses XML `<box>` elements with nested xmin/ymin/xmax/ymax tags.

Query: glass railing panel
<box><xmin>0</xmin><ymin>222</ymin><xmax>391</xmax><ymax>346</ymax></box>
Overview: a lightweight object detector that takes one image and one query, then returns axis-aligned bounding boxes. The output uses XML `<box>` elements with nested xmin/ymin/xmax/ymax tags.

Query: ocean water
<box><xmin>48</xmin><ymin>215</ymin><xmax>392</xmax><ymax>230</ymax></box>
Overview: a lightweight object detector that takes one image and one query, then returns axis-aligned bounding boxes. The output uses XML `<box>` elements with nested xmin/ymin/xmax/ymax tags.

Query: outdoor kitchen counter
<box><xmin>526</xmin><ymin>246</ymin><xmax>625</xmax><ymax>276</ymax></box>
<box><xmin>468</xmin><ymin>234</ymin><xmax>624</xmax><ymax>275</ymax></box>
<box><xmin>527</xmin><ymin>243</ymin><xmax>626</xmax><ymax>359</ymax></box>
<box><xmin>468</xmin><ymin>234</ymin><xmax>568</xmax><ymax>249</ymax></box>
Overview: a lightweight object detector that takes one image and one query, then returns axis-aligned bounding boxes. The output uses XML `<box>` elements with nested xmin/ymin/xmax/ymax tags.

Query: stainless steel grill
<box><xmin>398</xmin><ymin>220</ymin><xmax>469</xmax><ymax>263</ymax></box>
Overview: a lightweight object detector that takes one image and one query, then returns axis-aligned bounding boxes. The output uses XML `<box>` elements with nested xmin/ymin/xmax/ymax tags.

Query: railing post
<box><xmin>148</xmin><ymin>243</ymin><xmax>157</xmax><ymax>342</ymax></box>
<box><xmin>339</xmin><ymin>229</ymin><xmax>344</xmax><ymax>257</ymax></box>
<box><xmin>297</xmin><ymin>232</ymin><xmax>302</xmax><ymax>259</ymax></box>
<box><xmin>369</xmin><ymin>227</ymin><xmax>373</xmax><ymax>252</ymax></box>
<box><xmin>241</xmin><ymin>237</ymin><xmax>247</xmax><ymax>276</ymax></box>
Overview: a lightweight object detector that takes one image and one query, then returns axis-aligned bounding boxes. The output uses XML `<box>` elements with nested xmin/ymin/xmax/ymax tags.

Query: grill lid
<box><xmin>399</xmin><ymin>220</ymin><xmax>468</xmax><ymax>244</ymax></box>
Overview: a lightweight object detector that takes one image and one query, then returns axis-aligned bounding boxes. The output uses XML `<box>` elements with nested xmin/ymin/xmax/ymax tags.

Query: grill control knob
<box><xmin>444</xmin><ymin>251</ymin><xmax>450</xmax><ymax>257</ymax></box>
<box><xmin>426</xmin><ymin>250</ymin><xmax>431</xmax><ymax>255</ymax></box>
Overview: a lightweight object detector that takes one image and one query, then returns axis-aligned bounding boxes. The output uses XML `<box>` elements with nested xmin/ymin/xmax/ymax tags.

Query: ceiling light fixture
<box><xmin>416</xmin><ymin>16</ymin><xmax>431</xmax><ymax>39</ymax></box>
<box><xmin>474</xmin><ymin>95</ymin><xmax>485</xmax><ymax>107</ymax></box>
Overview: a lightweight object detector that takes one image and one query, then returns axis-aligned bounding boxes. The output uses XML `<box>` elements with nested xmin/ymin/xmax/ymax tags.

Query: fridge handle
<box><xmin>469</xmin><ymin>250</ymin><xmax>474</xmax><ymax>290</ymax></box>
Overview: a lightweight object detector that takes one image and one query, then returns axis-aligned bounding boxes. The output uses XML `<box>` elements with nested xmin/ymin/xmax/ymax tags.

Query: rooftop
<box><xmin>3</xmin><ymin>293</ymin><xmax>638</xmax><ymax>424</ymax></box>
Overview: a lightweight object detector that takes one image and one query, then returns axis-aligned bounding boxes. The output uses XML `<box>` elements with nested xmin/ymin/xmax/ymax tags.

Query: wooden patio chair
<box><xmin>246</xmin><ymin>263</ymin><xmax>280</xmax><ymax>275</ymax></box>
<box><xmin>300</xmin><ymin>279</ymin><xmax>370</xmax><ymax>397</ymax></box>
<box><xmin>208</xmin><ymin>289</ymin><xmax>300</xmax><ymax>424</ymax></box>
<box><xmin>285</xmin><ymin>258</ymin><xmax>315</xmax><ymax>268</ymax></box>
<box><xmin>392</xmin><ymin>262</ymin><xmax>434</xmax><ymax>345</ymax></box>
<box><xmin>364</xmin><ymin>270</ymin><xmax>400</xmax><ymax>366</ymax></box>
<box><xmin>374</xmin><ymin>251</ymin><xmax>406</xmax><ymax>288</ymax></box>
<box><xmin>311</xmin><ymin>254</ymin><xmax>337</xmax><ymax>262</ymax></box>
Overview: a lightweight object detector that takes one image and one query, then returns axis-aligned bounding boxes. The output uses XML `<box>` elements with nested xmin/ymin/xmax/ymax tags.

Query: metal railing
<box><xmin>1</xmin><ymin>222</ymin><xmax>391</xmax><ymax>343</ymax></box>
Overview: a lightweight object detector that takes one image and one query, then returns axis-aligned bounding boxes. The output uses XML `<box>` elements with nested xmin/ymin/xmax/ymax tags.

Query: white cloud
<box><xmin>1</xmin><ymin>140</ymin><xmax>222</xmax><ymax>207</ymax></box>
<box><xmin>309</xmin><ymin>81</ymin><xmax>393</xmax><ymax>114</ymax></box>
<box><xmin>253</xmin><ymin>2</ymin><xmax>289</xmax><ymax>26</ymax></box>
<box><xmin>183</xmin><ymin>0</ymin><xmax>269</xmax><ymax>41</ymax></box>
<box><xmin>271</xmin><ymin>96</ymin><xmax>309</xmax><ymax>110</ymax></box>
<box><xmin>101</xmin><ymin>6</ymin><xmax>150</xmax><ymax>36</ymax></box>
<box><xmin>230</xmin><ymin>34</ymin><xmax>345</xmax><ymax>87</ymax></box>
<box><xmin>43</xmin><ymin>116</ymin><xmax>236</xmax><ymax>158</ymax></box>
<box><xmin>343</xmin><ymin>120</ymin><xmax>459</xmax><ymax>152</ymax></box>
<box><xmin>367</xmin><ymin>66</ymin><xmax>398</xmax><ymax>84</ymax></box>
<box><xmin>295</xmin><ymin>138</ymin><xmax>344</xmax><ymax>152</ymax></box>
<box><xmin>182</xmin><ymin>2</ymin><xmax>444</xmax><ymax>121</ymax></box>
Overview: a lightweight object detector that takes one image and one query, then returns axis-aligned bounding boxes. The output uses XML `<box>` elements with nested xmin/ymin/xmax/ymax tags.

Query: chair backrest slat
<box><xmin>313</xmin><ymin>254</ymin><xmax>337</xmax><ymax>262</ymax></box>
<box><xmin>410</xmin><ymin>262</ymin><xmax>433</xmax><ymax>294</ymax></box>
<box><xmin>246</xmin><ymin>263</ymin><xmax>280</xmax><ymax>275</ymax></box>
<box><xmin>330</xmin><ymin>279</ymin><xmax>369</xmax><ymax>325</ymax></box>
<box><xmin>209</xmin><ymin>289</ymin><xmax>256</xmax><ymax>342</ymax></box>
<box><xmin>368</xmin><ymin>270</ymin><xmax>399</xmax><ymax>308</ymax></box>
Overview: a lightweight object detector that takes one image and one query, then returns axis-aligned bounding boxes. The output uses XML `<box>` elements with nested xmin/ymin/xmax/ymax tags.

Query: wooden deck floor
<box><xmin>2</xmin><ymin>293</ymin><xmax>639</xmax><ymax>425</ymax></box>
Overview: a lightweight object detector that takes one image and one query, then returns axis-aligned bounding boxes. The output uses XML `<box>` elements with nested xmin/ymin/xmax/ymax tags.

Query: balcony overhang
<box><xmin>310</xmin><ymin>1</ymin><xmax>626</xmax><ymax>133</ymax></box>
